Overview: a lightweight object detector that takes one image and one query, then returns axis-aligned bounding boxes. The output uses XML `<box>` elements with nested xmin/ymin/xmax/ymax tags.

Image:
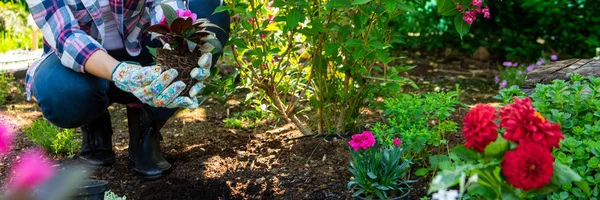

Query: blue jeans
<box><xmin>32</xmin><ymin>0</ymin><xmax>230</xmax><ymax>128</ymax></box>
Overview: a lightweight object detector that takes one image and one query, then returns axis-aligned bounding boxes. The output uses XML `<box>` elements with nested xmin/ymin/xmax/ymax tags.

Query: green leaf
<box><xmin>384</xmin><ymin>0</ymin><xmax>396</xmax><ymax>12</ymax></box>
<box><xmin>345</xmin><ymin>39</ymin><xmax>363</xmax><ymax>47</ymax></box>
<box><xmin>352</xmin><ymin>0</ymin><xmax>371</xmax><ymax>5</ymax></box>
<box><xmin>451</xmin><ymin>145</ymin><xmax>481</xmax><ymax>160</ymax></box>
<box><xmin>551</xmin><ymin>162</ymin><xmax>583</xmax><ymax>185</ymax></box>
<box><xmin>212</xmin><ymin>5</ymin><xmax>229</xmax><ymax>14</ymax></box>
<box><xmin>147</xmin><ymin>46</ymin><xmax>156</xmax><ymax>57</ymax></box>
<box><xmin>415</xmin><ymin>168</ymin><xmax>429</xmax><ymax>176</ymax></box>
<box><xmin>286</xmin><ymin>9</ymin><xmax>305</xmax><ymax>30</ymax></box>
<box><xmin>367</xmin><ymin>171</ymin><xmax>377</xmax><ymax>179</ymax></box>
<box><xmin>160</xmin><ymin>4</ymin><xmax>177</xmax><ymax>26</ymax></box>
<box><xmin>327</xmin><ymin>0</ymin><xmax>352</xmax><ymax>9</ymax></box>
<box><xmin>230</xmin><ymin>39</ymin><xmax>249</xmax><ymax>50</ymax></box>
<box><xmin>206</xmin><ymin>38</ymin><xmax>223</xmax><ymax>52</ymax></box>
<box><xmin>437</xmin><ymin>0</ymin><xmax>458</xmax><ymax>16</ymax></box>
<box><xmin>398</xmin><ymin>2</ymin><xmax>416</xmax><ymax>13</ymax></box>
<box><xmin>575</xmin><ymin>181</ymin><xmax>592</xmax><ymax>196</ymax></box>
<box><xmin>453</xmin><ymin>14</ymin><xmax>470</xmax><ymax>39</ymax></box>
<box><xmin>325</xmin><ymin>43</ymin><xmax>340</xmax><ymax>56</ymax></box>
<box><xmin>483</xmin><ymin>135</ymin><xmax>510</xmax><ymax>158</ymax></box>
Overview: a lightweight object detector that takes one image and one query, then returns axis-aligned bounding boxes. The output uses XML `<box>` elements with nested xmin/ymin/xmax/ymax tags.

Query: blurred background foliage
<box><xmin>391</xmin><ymin>0</ymin><xmax>600</xmax><ymax>62</ymax></box>
<box><xmin>0</xmin><ymin>0</ymin><xmax>42</xmax><ymax>53</ymax></box>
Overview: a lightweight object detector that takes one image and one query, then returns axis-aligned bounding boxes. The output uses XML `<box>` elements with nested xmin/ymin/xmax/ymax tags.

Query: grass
<box><xmin>24</xmin><ymin>119</ymin><xmax>80</xmax><ymax>156</ymax></box>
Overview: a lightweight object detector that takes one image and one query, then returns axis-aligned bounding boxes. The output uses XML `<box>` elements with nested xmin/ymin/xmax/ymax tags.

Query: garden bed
<box><xmin>0</xmin><ymin>53</ymin><xmax>500</xmax><ymax>199</ymax></box>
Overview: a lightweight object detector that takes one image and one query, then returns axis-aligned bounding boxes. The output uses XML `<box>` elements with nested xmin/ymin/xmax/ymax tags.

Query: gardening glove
<box><xmin>185</xmin><ymin>53</ymin><xmax>213</xmax><ymax>109</ymax></box>
<box><xmin>112</xmin><ymin>61</ymin><xmax>196</xmax><ymax>108</ymax></box>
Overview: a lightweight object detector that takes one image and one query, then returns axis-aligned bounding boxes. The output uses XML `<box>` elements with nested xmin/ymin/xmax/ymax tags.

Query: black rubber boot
<box><xmin>78</xmin><ymin>110</ymin><xmax>116</xmax><ymax>166</ymax></box>
<box><xmin>127</xmin><ymin>106</ymin><xmax>172</xmax><ymax>180</ymax></box>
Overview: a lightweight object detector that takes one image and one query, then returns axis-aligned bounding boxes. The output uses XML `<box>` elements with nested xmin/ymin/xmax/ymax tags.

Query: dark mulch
<box><xmin>0</xmin><ymin>52</ymin><xmax>500</xmax><ymax>199</ymax></box>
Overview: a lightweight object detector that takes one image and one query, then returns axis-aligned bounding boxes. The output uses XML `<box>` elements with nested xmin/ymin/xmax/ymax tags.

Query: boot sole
<box><xmin>127</xmin><ymin>156</ymin><xmax>172</xmax><ymax>180</ymax></box>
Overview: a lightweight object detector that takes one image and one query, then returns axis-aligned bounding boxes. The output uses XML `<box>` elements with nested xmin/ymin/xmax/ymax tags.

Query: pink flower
<box><xmin>527</xmin><ymin>65</ymin><xmax>535</xmax><ymax>72</ymax></box>
<box><xmin>158</xmin><ymin>15</ymin><xmax>168</xmax><ymax>26</ymax></box>
<box><xmin>463</xmin><ymin>11</ymin><xmax>477</xmax><ymax>25</ymax></box>
<box><xmin>472</xmin><ymin>0</ymin><xmax>482</xmax><ymax>8</ymax></box>
<box><xmin>503</xmin><ymin>61</ymin><xmax>513</xmax><ymax>67</ymax></box>
<box><xmin>483</xmin><ymin>7</ymin><xmax>490</xmax><ymax>18</ymax></box>
<box><xmin>393</xmin><ymin>138</ymin><xmax>402</xmax><ymax>147</ymax></box>
<box><xmin>176</xmin><ymin>9</ymin><xmax>198</xmax><ymax>22</ymax></box>
<box><xmin>551</xmin><ymin>55</ymin><xmax>558</xmax><ymax>61</ymax></box>
<box><xmin>6</xmin><ymin>148</ymin><xmax>56</xmax><ymax>191</ymax></box>
<box><xmin>0</xmin><ymin>122</ymin><xmax>14</xmax><ymax>157</ymax></box>
<box><xmin>348</xmin><ymin>131</ymin><xmax>376</xmax><ymax>151</ymax></box>
<box><xmin>494</xmin><ymin>75</ymin><xmax>500</xmax><ymax>83</ymax></box>
<box><xmin>457</xmin><ymin>5</ymin><xmax>463</xmax><ymax>12</ymax></box>
<box><xmin>513</xmin><ymin>62</ymin><xmax>519</xmax><ymax>67</ymax></box>
<box><xmin>474</xmin><ymin>8</ymin><xmax>482</xmax><ymax>14</ymax></box>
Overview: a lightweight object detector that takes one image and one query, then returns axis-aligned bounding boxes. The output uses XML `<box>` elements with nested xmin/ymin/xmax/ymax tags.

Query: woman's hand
<box><xmin>112</xmin><ymin>62</ymin><xmax>195</xmax><ymax>108</ymax></box>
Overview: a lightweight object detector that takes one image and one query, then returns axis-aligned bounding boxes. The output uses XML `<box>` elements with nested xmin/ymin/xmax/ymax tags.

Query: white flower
<box><xmin>432</xmin><ymin>189</ymin><xmax>459</xmax><ymax>200</ymax></box>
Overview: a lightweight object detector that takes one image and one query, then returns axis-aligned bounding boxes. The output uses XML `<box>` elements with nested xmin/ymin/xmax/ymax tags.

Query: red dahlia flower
<box><xmin>499</xmin><ymin>97</ymin><xmax>564</xmax><ymax>150</ymax></box>
<box><xmin>501</xmin><ymin>142</ymin><xmax>554</xmax><ymax>190</ymax></box>
<box><xmin>463</xmin><ymin>104</ymin><xmax>498</xmax><ymax>152</ymax></box>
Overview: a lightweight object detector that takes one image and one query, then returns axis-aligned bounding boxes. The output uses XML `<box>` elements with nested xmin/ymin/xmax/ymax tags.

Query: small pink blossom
<box><xmin>348</xmin><ymin>131</ymin><xmax>376</xmax><ymax>151</ymax></box>
<box><xmin>513</xmin><ymin>62</ymin><xmax>519</xmax><ymax>67</ymax></box>
<box><xmin>482</xmin><ymin>7</ymin><xmax>490</xmax><ymax>18</ymax></box>
<box><xmin>463</xmin><ymin>11</ymin><xmax>477</xmax><ymax>25</ymax></box>
<box><xmin>0</xmin><ymin>122</ymin><xmax>14</xmax><ymax>157</ymax></box>
<box><xmin>551</xmin><ymin>55</ymin><xmax>558</xmax><ymax>61</ymax></box>
<box><xmin>503</xmin><ymin>61</ymin><xmax>513</xmax><ymax>67</ymax></box>
<box><xmin>158</xmin><ymin>16</ymin><xmax>168</xmax><ymax>26</ymax></box>
<box><xmin>527</xmin><ymin>65</ymin><xmax>535</xmax><ymax>72</ymax></box>
<box><xmin>176</xmin><ymin>9</ymin><xmax>198</xmax><ymax>22</ymax></box>
<box><xmin>6</xmin><ymin>148</ymin><xmax>56</xmax><ymax>191</ymax></box>
<box><xmin>393</xmin><ymin>138</ymin><xmax>402</xmax><ymax>147</ymax></box>
<box><xmin>457</xmin><ymin>5</ymin><xmax>463</xmax><ymax>12</ymax></box>
<box><xmin>474</xmin><ymin>8</ymin><xmax>482</xmax><ymax>14</ymax></box>
<box><xmin>494</xmin><ymin>75</ymin><xmax>500</xmax><ymax>83</ymax></box>
<box><xmin>472</xmin><ymin>0</ymin><xmax>482</xmax><ymax>8</ymax></box>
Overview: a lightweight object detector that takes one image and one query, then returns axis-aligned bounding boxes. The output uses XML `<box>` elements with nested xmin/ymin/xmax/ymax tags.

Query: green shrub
<box><xmin>0</xmin><ymin>71</ymin><xmax>19</xmax><ymax>105</ymax></box>
<box><xmin>496</xmin><ymin>74</ymin><xmax>600</xmax><ymax>199</ymax></box>
<box><xmin>391</xmin><ymin>0</ymin><xmax>600</xmax><ymax>61</ymax></box>
<box><xmin>25</xmin><ymin>119</ymin><xmax>80</xmax><ymax>155</ymax></box>
<box><xmin>379</xmin><ymin>88</ymin><xmax>464</xmax><ymax>158</ymax></box>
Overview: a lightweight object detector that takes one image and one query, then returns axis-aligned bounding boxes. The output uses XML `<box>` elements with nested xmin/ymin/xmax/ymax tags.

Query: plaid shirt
<box><xmin>25</xmin><ymin>0</ymin><xmax>185</xmax><ymax>101</ymax></box>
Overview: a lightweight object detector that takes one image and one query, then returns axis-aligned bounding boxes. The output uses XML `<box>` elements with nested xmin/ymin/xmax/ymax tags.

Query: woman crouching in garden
<box><xmin>24</xmin><ymin>0</ymin><xmax>229</xmax><ymax>180</ymax></box>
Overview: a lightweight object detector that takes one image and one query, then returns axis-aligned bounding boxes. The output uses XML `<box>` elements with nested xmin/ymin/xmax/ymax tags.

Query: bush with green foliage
<box><xmin>0</xmin><ymin>71</ymin><xmax>19</xmax><ymax>105</ymax></box>
<box><xmin>392</xmin><ymin>0</ymin><xmax>600</xmax><ymax>61</ymax></box>
<box><xmin>223</xmin><ymin>108</ymin><xmax>272</xmax><ymax>129</ymax></box>
<box><xmin>25</xmin><ymin>119</ymin><xmax>80</xmax><ymax>156</ymax></box>
<box><xmin>0</xmin><ymin>1</ymin><xmax>41</xmax><ymax>52</ymax></box>
<box><xmin>378</xmin><ymin>88</ymin><xmax>463</xmax><ymax>157</ymax></box>
<box><xmin>495</xmin><ymin>74</ymin><xmax>600</xmax><ymax>199</ymax></box>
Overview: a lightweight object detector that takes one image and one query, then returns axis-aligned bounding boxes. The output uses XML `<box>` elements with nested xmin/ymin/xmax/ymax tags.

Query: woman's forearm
<box><xmin>84</xmin><ymin>50</ymin><xmax>121</xmax><ymax>81</ymax></box>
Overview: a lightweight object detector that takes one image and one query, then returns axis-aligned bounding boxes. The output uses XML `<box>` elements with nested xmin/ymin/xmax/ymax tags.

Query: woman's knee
<box><xmin>32</xmin><ymin>54</ymin><xmax>110</xmax><ymax>128</ymax></box>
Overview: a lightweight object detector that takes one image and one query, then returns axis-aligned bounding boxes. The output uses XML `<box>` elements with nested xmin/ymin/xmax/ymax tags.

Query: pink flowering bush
<box><xmin>0</xmin><ymin>119</ymin><xmax>86</xmax><ymax>199</ymax></box>
<box><xmin>5</xmin><ymin>148</ymin><xmax>55</xmax><ymax>191</ymax></box>
<box><xmin>348</xmin><ymin>131</ymin><xmax>413</xmax><ymax>199</ymax></box>
<box><xmin>437</xmin><ymin>0</ymin><xmax>491</xmax><ymax>38</ymax></box>
<box><xmin>0</xmin><ymin>122</ymin><xmax>14</xmax><ymax>156</ymax></box>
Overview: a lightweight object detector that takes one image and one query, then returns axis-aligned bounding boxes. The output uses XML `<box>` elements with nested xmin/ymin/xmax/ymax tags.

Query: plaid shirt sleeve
<box><xmin>27</xmin><ymin>0</ymin><xmax>105</xmax><ymax>73</ymax></box>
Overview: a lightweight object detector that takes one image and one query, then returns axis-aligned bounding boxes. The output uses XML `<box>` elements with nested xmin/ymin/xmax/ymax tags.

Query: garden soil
<box><xmin>0</xmin><ymin>52</ymin><xmax>500</xmax><ymax>199</ymax></box>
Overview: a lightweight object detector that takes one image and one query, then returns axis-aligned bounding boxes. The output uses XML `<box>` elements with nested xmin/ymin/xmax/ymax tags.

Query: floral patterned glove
<box><xmin>185</xmin><ymin>54</ymin><xmax>213</xmax><ymax>109</ymax></box>
<box><xmin>112</xmin><ymin>62</ymin><xmax>196</xmax><ymax>108</ymax></box>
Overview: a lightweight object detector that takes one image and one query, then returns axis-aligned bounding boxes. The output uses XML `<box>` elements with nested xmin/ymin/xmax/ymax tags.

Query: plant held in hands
<box><xmin>146</xmin><ymin>4</ymin><xmax>223</xmax><ymax>97</ymax></box>
<box><xmin>347</xmin><ymin>131</ymin><xmax>414</xmax><ymax>199</ymax></box>
<box><xmin>429</xmin><ymin>97</ymin><xmax>588</xmax><ymax>199</ymax></box>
